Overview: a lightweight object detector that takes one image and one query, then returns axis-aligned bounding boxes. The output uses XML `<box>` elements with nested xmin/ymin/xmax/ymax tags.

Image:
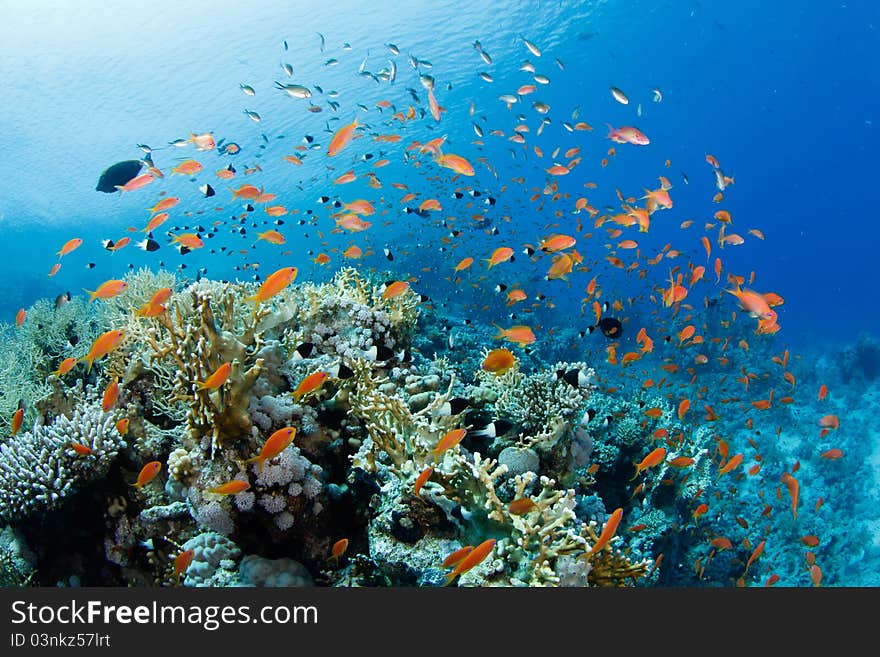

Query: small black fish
<box><xmin>365</xmin><ymin>344</ymin><xmax>394</xmax><ymax>362</ymax></box>
<box><xmin>554</xmin><ymin>368</ymin><xmax>591</xmax><ymax>389</ymax></box>
<box><xmin>384</xmin><ymin>248</ymin><xmax>394</xmax><ymax>261</ymax></box>
<box><xmin>471</xmin><ymin>419</ymin><xmax>513</xmax><ymax>439</ymax></box>
<box><xmin>436</xmin><ymin>397</ymin><xmax>469</xmax><ymax>417</ymax></box>
<box><xmin>199</xmin><ymin>183</ymin><xmax>215</xmax><ymax>198</ymax></box>
<box><xmin>328</xmin><ymin>362</ymin><xmax>354</xmax><ymax>379</ymax></box>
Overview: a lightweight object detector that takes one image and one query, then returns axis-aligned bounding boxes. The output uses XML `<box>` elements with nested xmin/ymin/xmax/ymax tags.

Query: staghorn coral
<box><xmin>0</xmin><ymin>394</ymin><xmax>126</xmax><ymax>523</ymax></box>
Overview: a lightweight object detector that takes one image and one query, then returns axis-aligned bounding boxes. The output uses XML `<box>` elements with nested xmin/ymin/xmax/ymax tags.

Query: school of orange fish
<box><xmin>10</xmin><ymin>33</ymin><xmax>845</xmax><ymax>586</ymax></box>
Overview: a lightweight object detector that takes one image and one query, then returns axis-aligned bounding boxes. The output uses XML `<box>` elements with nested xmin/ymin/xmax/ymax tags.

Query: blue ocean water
<box><xmin>1</xmin><ymin>0</ymin><xmax>878</xmax><ymax>586</ymax></box>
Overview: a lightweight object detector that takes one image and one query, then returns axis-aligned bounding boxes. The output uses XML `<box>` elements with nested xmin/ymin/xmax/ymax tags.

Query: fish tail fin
<box><xmin>442</xmin><ymin>571</ymin><xmax>459</xmax><ymax>587</ymax></box>
<box><xmin>83</xmin><ymin>288</ymin><xmax>95</xmax><ymax>303</ymax></box>
<box><xmin>244</xmin><ymin>455</ymin><xmax>264</xmax><ymax>473</ymax></box>
<box><xmin>491</xmin><ymin>322</ymin><xmax>505</xmax><ymax>339</ymax></box>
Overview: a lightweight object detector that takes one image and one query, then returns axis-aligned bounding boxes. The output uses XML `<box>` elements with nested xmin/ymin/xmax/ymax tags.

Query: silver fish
<box><xmin>275</xmin><ymin>82</ymin><xmax>311</xmax><ymax>99</ymax></box>
<box><xmin>479</xmin><ymin>72</ymin><xmax>493</xmax><ymax>83</ymax></box>
<box><xmin>610</xmin><ymin>86</ymin><xmax>629</xmax><ymax>104</ymax></box>
<box><xmin>386</xmin><ymin>42</ymin><xmax>399</xmax><ymax>55</ymax></box>
<box><xmin>243</xmin><ymin>109</ymin><xmax>261</xmax><ymax>122</ymax></box>
<box><xmin>523</xmin><ymin>37</ymin><xmax>542</xmax><ymax>57</ymax></box>
<box><xmin>239</xmin><ymin>83</ymin><xmax>255</xmax><ymax>96</ymax></box>
<box><xmin>281</xmin><ymin>62</ymin><xmax>293</xmax><ymax>77</ymax></box>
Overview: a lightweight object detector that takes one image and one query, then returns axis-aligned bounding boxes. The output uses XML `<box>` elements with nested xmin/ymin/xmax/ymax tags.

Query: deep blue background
<box><xmin>0</xmin><ymin>0</ymin><xmax>876</xmax><ymax>349</ymax></box>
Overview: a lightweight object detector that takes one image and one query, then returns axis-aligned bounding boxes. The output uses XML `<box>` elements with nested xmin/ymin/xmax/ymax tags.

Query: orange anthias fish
<box><xmin>57</xmin><ymin>237</ymin><xmax>84</xmax><ymax>258</ymax></box>
<box><xmin>15</xmin><ymin>308</ymin><xmax>25</xmax><ymax>326</ymax></box>
<box><xmin>508</xmin><ymin>498</ymin><xmax>537</xmax><ymax>515</ymax></box>
<box><xmin>133</xmin><ymin>461</ymin><xmax>162</xmax><ymax>489</ymax></box>
<box><xmin>725</xmin><ymin>286</ymin><xmax>777</xmax><ymax>322</ymax></box>
<box><xmin>585</xmin><ymin>507</ymin><xmax>624</xmax><ymax>557</ymax></box>
<box><xmin>197</xmin><ymin>362</ymin><xmax>232</xmax><ymax>390</ymax></box>
<box><xmin>247</xmin><ymin>267</ymin><xmax>298</xmax><ymax>305</ymax></box>
<box><xmin>382</xmin><ymin>281</ymin><xmax>410</xmax><ymax>299</ymax></box>
<box><xmin>83</xmin><ymin>329</ymin><xmax>126</xmax><ymax>371</ymax></box>
<box><xmin>136</xmin><ymin>287</ymin><xmax>173</xmax><ymax>317</ymax></box>
<box><xmin>436</xmin><ymin>153</ymin><xmax>475</xmax><ymax>176</ymax></box>
<box><xmin>481</xmin><ymin>348</ymin><xmax>517</xmax><ymax>375</ymax></box>
<box><xmin>208</xmin><ymin>480</ymin><xmax>251</xmax><ymax>495</ymax></box>
<box><xmin>330</xmin><ymin>538</ymin><xmax>349</xmax><ymax>564</ymax></box>
<box><xmin>442</xmin><ymin>546</ymin><xmax>474</xmax><ymax>569</ymax></box>
<box><xmin>540</xmin><ymin>234</ymin><xmax>576</xmax><ymax>252</ymax></box>
<box><xmin>718</xmin><ymin>453</ymin><xmax>744</xmax><ymax>477</ymax></box>
<box><xmin>84</xmin><ymin>279</ymin><xmax>128</xmax><ymax>303</ymax></box>
<box><xmin>485</xmin><ymin>247</ymin><xmax>514</xmax><ymax>268</ymax></box>
<box><xmin>171</xmin><ymin>160</ymin><xmax>202</xmax><ymax>176</ymax></box>
<box><xmin>545</xmin><ymin>253</ymin><xmax>573</xmax><ymax>280</ymax></box>
<box><xmin>744</xmin><ymin>540</ymin><xmax>765</xmax><ymax>575</ymax></box>
<box><xmin>414</xmin><ymin>467</ymin><xmax>433</xmax><ymax>496</ymax></box>
<box><xmin>246</xmin><ymin>427</ymin><xmax>296</xmax><ymax>472</ymax></box>
<box><xmin>781</xmin><ymin>472</ymin><xmax>799</xmax><ymax>520</ymax></box>
<box><xmin>149</xmin><ymin>196</ymin><xmax>180</xmax><ymax>214</ymax></box>
<box><xmin>257</xmin><ymin>229</ymin><xmax>286</xmax><ymax>245</ymax></box>
<box><xmin>444</xmin><ymin>538</ymin><xmax>496</xmax><ymax>585</ymax></box>
<box><xmin>631</xmin><ymin>448</ymin><xmax>666</xmax><ymax>480</ymax></box>
<box><xmin>173</xmin><ymin>549</ymin><xmax>195</xmax><ymax>582</ymax></box>
<box><xmin>117</xmin><ymin>173</ymin><xmax>155</xmax><ymax>192</ymax></box>
<box><xmin>115</xmin><ymin>418</ymin><xmax>130</xmax><ymax>436</ymax></box>
<box><xmin>70</xmin><ymin>442</ymin><xmax>93</xmax><ymax>456</ymax></box>
<box><xmin>102</xmin><ymin>376</ymin><xmax>120</xmax><ymax>412</ymax></box>
<box><xmin>292</xmin><ymin>371</ymin><xmax>329</xmax><ymax>402</ymax></box>
<box><xmin>432</xmin><ymin>428</ymin><xmax>467</xmax><ymax>456</ymax></box>
<box><xmin>54</xmin><ymin>357</ymin><xmax>78</xmax><ymax>377</ymax></box>
<box><xmin>11</xmin><ymin>407</ymin><xmax>24</xmax><ymax>436</ymax></box>
<box><xmin>493</xmin><ymin>325</ymin><xmax>536</xmax><ymax>347</ymax></box>
<box><xmin>327</xmin><ymin>118</ymin><xmax>359</xmax><ymax>156</ymax></box>
<box><xmin>454</xmin><ymin>256</ymin><xmax>474</xmax><ymax>272</ymax></box>
<box><xmin>172</xmin><ymin>233</ymin><xmax>205</xmax><ymax>251</ymax></box>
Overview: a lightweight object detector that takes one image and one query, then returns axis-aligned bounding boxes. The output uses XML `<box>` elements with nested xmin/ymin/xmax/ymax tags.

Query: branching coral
<box><xmin>0</xmin><ymin>394</ymin><xmax>126</xmax><ymax>523</ymax></box>
<box><xmin>344</xmin><ymin>358</ymin><xmax>644</xmax><ymax>586</ymax></box>
<box><xmin>145</xmin><ymin>281</ymin><xmax>267</xmax><ymax>455</ymax></box>
<box><xmin>0</xmin><ymin>295</ymin><xmax>102</xmax><ymax>433</ymax></box>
